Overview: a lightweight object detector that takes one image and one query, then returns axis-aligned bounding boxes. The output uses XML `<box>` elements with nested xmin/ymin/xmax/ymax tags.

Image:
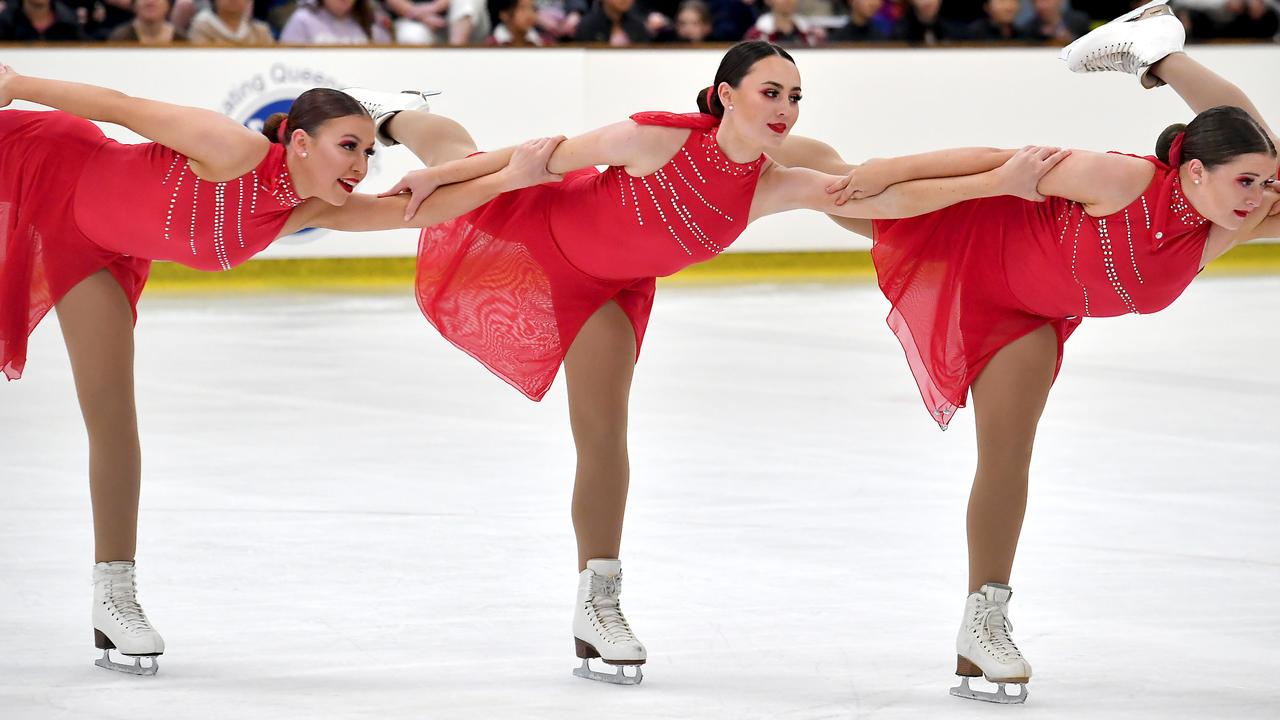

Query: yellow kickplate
<box><xmin>143</xmin><ymin>245</ymin><xmax>1280</xmax><ymax>293</ymax></box>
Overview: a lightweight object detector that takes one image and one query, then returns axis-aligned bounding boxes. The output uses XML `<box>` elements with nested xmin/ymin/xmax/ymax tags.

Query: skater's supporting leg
<box><xmin>563</xmin><ymin>301</ymin><xmax>635</xmax><ymax>570</ymax></box>
<box><xmin>56</xmin><ymin>270</ymin><xmax>165</xmax><ymax>674</ymax></box>
<box><xmin>966</xmin><ymin>325</ymin><xmax>1057</xmax><ymax>591</ymax></box>
<box><xmin>562</xmin><ymin>302</ymin><xmax>646</xmax><ymax>684</ymax></box>
<box><xmin>946</xmin><ymin>325</ymin><xmax>1056</xmax><ymax>701</ymax></box>
<box><xmin>56</xmin><ymin>270</ymin><xmax>141</xmax><ymax>564</ymax></box>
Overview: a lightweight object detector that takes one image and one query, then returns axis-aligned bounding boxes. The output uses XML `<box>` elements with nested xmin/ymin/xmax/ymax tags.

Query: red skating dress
<box><xmin>416</xmin><ymin>111</ymin><xmax>764</xmax><ymax>400</ymax></box>
<box><xmin>0</xmin><ymin>110</ymin><xmax>306</xmax><ymax>380</ymax></box>
<box><xmin>872</xmin><ymin>154</ymin><xmax>1210</xmax><ymax>428</ymax></box>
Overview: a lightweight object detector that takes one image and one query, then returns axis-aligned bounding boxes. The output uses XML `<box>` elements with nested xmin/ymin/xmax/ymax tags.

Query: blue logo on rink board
<box><xmin>243</xmin><ymin>97</ymin><xmax>296</xmax><ymax>136</ymax></box>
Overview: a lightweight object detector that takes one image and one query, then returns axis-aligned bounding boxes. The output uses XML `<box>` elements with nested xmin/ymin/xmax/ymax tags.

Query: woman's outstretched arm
<box><xmin>0</xmin><ymin>65</ymin><xmax>266</xmax><ymax>180</ymax></box>
<box><xmin>755</xmin><ymin>146</ymin><xmax>1071</xmax><ymax>221</ymax></box>
<box><xmin>381</xmin><ymin>120</ymin><xmax>686</xmax><ymax>219</ymax></box>
<box><xmin>297</xmin><ymin>136</ymin><xmax>564</xmax><ymax>233</ymax></box>
<box><xmin>772</xmin><ymin>135</ymin><xmax>1019</xmax><ymax>205</ymax></box>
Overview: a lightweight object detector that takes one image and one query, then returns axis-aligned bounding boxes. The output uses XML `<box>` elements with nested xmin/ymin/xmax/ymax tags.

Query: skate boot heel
<box><xmin>955</xmin><ymin>655</ymin><xmax>983</xmax><ymax>677</ymax></box>
<box><xmin>575</xmin><ymin>637</ymin><xmax>600</xmax><ymax>659</ymax></box>
<box><xmin>95</xmin><ymin>629</ymin><xmax>114</xmax><ymax>650</ymax></box>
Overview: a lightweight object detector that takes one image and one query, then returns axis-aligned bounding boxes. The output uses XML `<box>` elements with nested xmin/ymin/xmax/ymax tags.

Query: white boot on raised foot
<box><xmin>571</xmin><ymin>558</ymin><xmax>646</xmax><ymax>686</ymax></box>
<box><xmin>341</xmin><ymin>87</ymin><xmax>442</xmax><ymax>146</ymax></box>
<box><xmin>93</xmin><ymin>561</ymin><xmax>165</xmax><ymax>676</ymax></box>
<box><xmin>950</xmin><ymin>582</ymin><xmax>1031</xmax><ymax>704</ymax></box>
<box><xmin>1059</xmin><ymin>0</ymin><xmax>1185</xmax><ymax>89</ymax></box>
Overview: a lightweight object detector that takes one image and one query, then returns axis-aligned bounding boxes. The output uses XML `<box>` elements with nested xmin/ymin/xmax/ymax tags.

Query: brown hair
<box><xmin>261</xmin><ymin>88</ymin><xmax>369</xmax><ymax>144</ymax></box>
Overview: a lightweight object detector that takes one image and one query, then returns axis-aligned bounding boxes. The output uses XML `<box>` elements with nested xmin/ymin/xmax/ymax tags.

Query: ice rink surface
<box><xmin>2</xmin><ymin>278</ymin><xmax>1277</xmax><ymax>719</ymax></box>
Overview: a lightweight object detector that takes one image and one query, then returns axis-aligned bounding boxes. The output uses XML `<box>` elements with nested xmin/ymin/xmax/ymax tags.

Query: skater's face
<box><xmin>1186</xmin><ymin>152</ymin><xmax>1278</xmax><ymax>230</ymax></box>
<box><xmin>719</xmin><ymin>55</ymin><xmax>801</xmax><ymax>149</ymax></box>
<box><xmin>287</xmin><ymin>113</ymin><xmax>376</xmax><ymax>206</ymax></box>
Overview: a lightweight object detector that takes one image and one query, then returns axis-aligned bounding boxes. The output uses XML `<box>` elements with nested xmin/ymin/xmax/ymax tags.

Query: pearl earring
<box><xmin>727</xmin><ymin>104</ymin><xmax>734</xmax><ymax>111</ymax></box>
<box><xmin>301</xmin><ymin>152</ymin><xmax>309</xmax><ymax>158</ymax></box>
<box><xmin>1193</xmin><ymin>178</ymin><xmax>1199</xmax><ymax>184</ymax></box>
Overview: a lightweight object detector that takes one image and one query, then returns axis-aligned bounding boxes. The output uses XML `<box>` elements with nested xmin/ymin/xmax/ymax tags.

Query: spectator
<box><xmin>1018</xmin><ymin>0</ymin><xmax>1088</xmax><ymax>41</ymax></box>
<box><xmin>639</xmin><ymin>0</ymin><xmax>677</xmax><ymax>37</ymax></box>
<box><xmin>745</xmin><ymin>0</ymin><xmax>825</xmax><ymax>45</ymax></box>
<box><xmin>674</xmin><ymin>0</ymin><xmax>712</xmax><ymax>39</ymax></box>
<box><xmin>0</xmin><ymin>0</ymin><xmax>86</xmax><ymax>39</ymax></box>
<box><xmin>389</xmin><ymin>0</ymin><xmax>490</xmax><ymax>43</ymax></box>
<box><xmin>966</xmin><ymin>0</ymin><xmax>1028</xmax><ymax>38</ymax></box>
<box><xmin>898</xmin><ymin>0</ymin><xmax>964</xmax><ymax>42</ymax></box>
<box><xmin>279</xmin><ymin>0</ymin><xmax>391</xmax><ymax>42</ymax></box>
<box><xmin>172</xmin><ymin>0</ymin><xmax>276</xmax><ymax>35</ymax></box>
<box><xmin>108</xmin><ymin>0</ymin><xmax>188</xmax><ymax>40</ymax></box>
<box><xmin>385</xmin><ymin>0</ymin><xmax>448</xmax><ymax>43</ymax></box>
<box><xmin>796</xmin><ymin>0</ymin><xmax>837</xmax><ymax>15</ymax></box>
<box><xmin>574</xmin><ymin>0</ymin><xmax>650</xmax><ymax>43</ymax></box>
<box><xmin>189</xmin><ymin>0</ymin><xmax>274</xmax><ymax>41</ymax></box>
<box><xmin>487</xmin><ymin>0</ymin><xmax>549</xmax><ymax>42</ymax></box>
<box><xmin>938</xmin><ymin>0</ymin><xmax>984</xmax><ymax>23</ymax></box>
<box><xmin>64</xmin><ymin>0</ymin><xmax>134</xmax><ymax>39</ymax></box>
<box><xmin>708</xmin><ymin>0</ymin><xmax>759</xmax><ymax>41</ymax></box>
<box><xmin>1176</xmin><ymin>0</ymin><xmax>1279</xmax><ymax>40</ymax></box>
<box><xmin>830</xmin><ymin>0</ymin><xmax>892</xmax><ymax>39</ymax></box>
<box><xmin>447</xmin><ymin>0</ymin><xmax>491</xmax><ymax>42</ymax></box>
<box><xmin>531</xmin><ymin>0</ymin><xmax>587</xmax><ymax>39</ymax></box>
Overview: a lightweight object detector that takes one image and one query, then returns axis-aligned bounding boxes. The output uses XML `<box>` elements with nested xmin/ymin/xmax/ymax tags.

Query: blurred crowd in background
<box><xmin>1</xmin><ymin>0</ymin><xmax>1276</xmax><ymax>48</ymax></box>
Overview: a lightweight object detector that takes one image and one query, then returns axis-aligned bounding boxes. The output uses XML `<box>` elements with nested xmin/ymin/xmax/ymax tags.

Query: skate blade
<box><xmin>949</xmin><ymin>676</ymin><xmax>1027</xmax><ymax>704</ymax></box>
<box><xmin>572</xmin><ymin>658</ymin><xmax>643</xmax><ymax>686</ymax></box>
<box><xmin>95</xmin><ymin>649</ymin><xmax>159</xmax><ymax>676</ymax></box>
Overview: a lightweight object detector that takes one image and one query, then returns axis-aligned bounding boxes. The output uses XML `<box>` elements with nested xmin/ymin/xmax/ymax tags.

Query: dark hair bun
<box><xmin>1155</xmin><ymin>122</ymin><xmax>1186</xmax><ymax>165</ymax></box>
<box><xmin>1153</xmin><ymin>107</ymin><xmax>1276</xmax><ymax>169</ymax></box>
<box><xmin>262</xmin><ymin>112</ymin><xmax>289</xmax><ymax>144</ymax></box>
<box><xmin>696</xmin><ymin>86</ymin><xmax>713</xmax><ymax>116</ymax></box>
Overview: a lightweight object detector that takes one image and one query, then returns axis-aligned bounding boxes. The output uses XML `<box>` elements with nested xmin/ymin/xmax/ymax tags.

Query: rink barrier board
<box><xmin>143</xmin><ymin>244</ymin><xmax>1280</xmax><ymax>292</ymax></box>
<box><xmin>3</xmin><ymin>44</ymin><xmax>1276</xmax><ymax>260</ymax></box>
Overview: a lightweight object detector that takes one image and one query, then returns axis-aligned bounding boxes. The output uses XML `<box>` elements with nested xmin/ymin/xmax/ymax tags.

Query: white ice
<box><xmin>2</xmin><ymin>278</ymin><xmax>1278</xmax><ymax>719</ymax></box>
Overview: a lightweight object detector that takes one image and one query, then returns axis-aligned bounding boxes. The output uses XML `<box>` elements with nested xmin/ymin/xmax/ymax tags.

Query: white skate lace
<box><xmin>587</xmin><ymin>573</ymin><xmax>637</xmax><ymax>645</ymax></box>
<box><xmin>1081</xmin><ymin>42</ymin><xmax>1142</xmax><ymax>74</ymax></box>
<box><xmin>102</xmin><ymin>572</ymin><xmax>154</xmax><ymax>635</ymax></box>
<box><xmin>973</xmin><ymin>602</ymin><xmax>1022</xmax><ymax>663</ymax></box>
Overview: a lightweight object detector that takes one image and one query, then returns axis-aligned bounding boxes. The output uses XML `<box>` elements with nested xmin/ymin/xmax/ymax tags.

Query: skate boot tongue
<box><xmin>95</xmin><ymin>560</ymin><xmax>135</xmax><ymax>575</ymax></box>
<box><xmin>586</xmin><ymin>559</ymin><xmax>622</xmax><ymax>578</ymax></box>
<box><xmin>979</xmin><ymin>583</ymin><xmax>1012</xmax><ymax>605</ymax></box>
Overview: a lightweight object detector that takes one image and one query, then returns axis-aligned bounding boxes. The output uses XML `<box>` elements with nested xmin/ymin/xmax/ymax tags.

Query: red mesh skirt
<box><xmin>416</xmin><ymin>170</ymin><xmax>654</xmax><ymax>400</ymax></box>
<box><xmin>872</xmin><ymin>196</ymin><xmax>1080</xmax><ymax>428</ymax></box>
<box><xmin>0</xmin><ymin>110</ymin><xmax>149</xmax><ymax>380</ymax></box>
